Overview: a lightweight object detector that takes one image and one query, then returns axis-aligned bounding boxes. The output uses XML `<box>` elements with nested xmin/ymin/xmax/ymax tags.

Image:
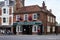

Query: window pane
<box><xmin>34</xmin><ymin>15</ymin><xmax>36</xmax><ymax>19</ymax></box>
<box><xmin>25</xmin><ymin>15</ymin><xmax>27</xmax><ymax>20</ymax></box>
<box><xmin>3</xmin><ymin>18</ymin><xmax>6</xmax><ymax>23</ymax></box>
<box><xmin>34</xmin><ymin>26</ymin><xmax>36</xmax><ymax>31</ymax></box>
<box><xmin>48</xmin><ymin>16</ymin><xmax>49</xmax><ymax>22</ymax></box>
<box><xmin>47</xmin><ymin>26</ymin><xmax>50</xmax><ymax>32</ymax></box>
<box><xmin>3</xmin><ymin>9</ymin><xmax>6</xmax><ymax>13</ymax></box>
<box><xmin>52</xmin><ymin>27</ymin><xmax>55</xmax><ymax>32</ymax></box>
<box><xmin>34</xmin><ymin>27</ymin><xmax>36</xmax><ymax>31</ymax></box>
<box><xmin>20</xmin><ymin>26</ymin><xmax>22</xmax><ymax>31</ymax></box>
<box><xmin>33</xmin><ymin>14</ymin><xmax>37</xmax><ymax>20</ymax></box>
<box><xmin>24</xmin><ymin>14</ymin><xmax>28</xmax><ymax>20</ymax></box>
<box><xmin>16</xmin><ymin>15</ymin><xmax>20</xmax><ymax>21</ymax></box>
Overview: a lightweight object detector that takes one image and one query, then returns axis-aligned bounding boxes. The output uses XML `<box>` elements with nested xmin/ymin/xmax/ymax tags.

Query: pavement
<box><xmin>0</xmin><ymin>34</ymin><xmax>60</xmax><ymax>40</ymax></box>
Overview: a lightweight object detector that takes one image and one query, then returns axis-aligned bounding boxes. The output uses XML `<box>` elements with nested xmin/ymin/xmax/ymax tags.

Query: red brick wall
<box><xmin>0</xmin><ymin>8</ymin><xmax>2</xmax><ymax>15</ymax></box>
<box><xmin>9</xmin><ymin>17</ymin><xmax>11</xmax><ymax>24</ymax></box>
<box><xmin>9</xmin><ymin>7</ymin><xmax>12</xmax><ymax>15</ymax></box>
<box><xmin>0</xmin><ymin>17</ymin><xmax>1</xmax><ymax>25</ymax></box>
<box><xmin>13</xmin><ymin>11</ymin><xmax>56</xmax><ymax>34</ymax></box>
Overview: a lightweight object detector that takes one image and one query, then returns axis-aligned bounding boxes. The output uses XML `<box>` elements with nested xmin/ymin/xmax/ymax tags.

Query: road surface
<box><xmin>0</xmin><ymin>35</ymin><xmax>60</xmax><ymax>40</ymax></box>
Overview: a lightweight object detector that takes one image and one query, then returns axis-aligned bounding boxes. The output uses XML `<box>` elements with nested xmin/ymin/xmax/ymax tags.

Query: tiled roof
<box><xmin>0</xmin><ymin>0</ymin><xmax>15</xmax><ymax>7</ymax></box>
<box><xmin>47</xmin><ymin>10</ymin><xmax>56</xmax><ymax>17</ymax></box>
<box><xmin>14</xmin><ymin>5</ymin><xmax>42</xmax><ymax>13</ymax></box>
<box><xmin>0</xmin><ymin>1</ymin><xmax>5</xmax><ymax>7</ymax></box>
<box><xmin>9</xmin><ymin>0</ymin><xmax>15</xmax><ymax>6</ymax></box>
<box><xmin>14</xmin><ymin>5</ymin><xmax>56</xmax><ymax>17</ymax></box>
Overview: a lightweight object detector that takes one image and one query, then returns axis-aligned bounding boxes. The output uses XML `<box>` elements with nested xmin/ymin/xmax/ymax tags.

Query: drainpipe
<box><xmin>46</xmin><ymin>12</ymin><xmax>47</xmax><ymax>34</ymax></box>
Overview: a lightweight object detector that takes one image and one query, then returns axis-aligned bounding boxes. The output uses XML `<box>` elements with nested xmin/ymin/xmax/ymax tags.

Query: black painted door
<box><xmin>22</xmin><ymin>25</ymin><xmax>32</xmax><ymax>34</ymax></box>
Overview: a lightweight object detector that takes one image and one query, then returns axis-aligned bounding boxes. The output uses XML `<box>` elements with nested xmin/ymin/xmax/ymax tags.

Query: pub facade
<box><xmin>13</xmin><ymin>1</ymin><xmax>56</xmax><ymax>35</ymax></box>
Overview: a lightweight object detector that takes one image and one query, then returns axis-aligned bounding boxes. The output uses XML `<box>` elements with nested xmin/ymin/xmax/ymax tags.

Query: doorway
<box><xmin>22</xmin><ymin>25</ymin><xmax>32</xmax><ymax>35</ymax></box>
<box><xmin>13</xmin><ymin>27</ymin><xmax>16</xmax><ymax>34</ymax></box>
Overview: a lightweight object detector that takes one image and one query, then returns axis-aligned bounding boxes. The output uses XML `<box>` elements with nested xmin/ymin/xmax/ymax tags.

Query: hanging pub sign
<box><xmin>28</xmin><ymin>16</ymin><xmax>32</xmax><ymax>21</ymax></box>
<box><xmin>20</xmin><ymin>17</ymin><xmax>23</xmax><ymax>21</ymax></box>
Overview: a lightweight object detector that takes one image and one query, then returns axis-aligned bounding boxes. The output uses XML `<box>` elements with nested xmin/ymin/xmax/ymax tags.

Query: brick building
<box><xmin>0</xmin><ymin>0</ymin><xmax>24</xmax><ymax>34</ymax></box>
<box><xmin>56</xmin><ymin>23</ymin><xmax>60</xmax><ymax>34</ymax></box>
<box><xmin>0</xmin><ymin>0</ymin><xmax>15</xmax><ymax>34</ymax></box>
<box><xmin>0</xmin><ymin>0</ymin><xmax>56</xmax><ymax>35</ymax></box>
<box><xmin>13</xmin><ymin>1</ymin><xmax>56</xmax><ymax>35</ymax></box>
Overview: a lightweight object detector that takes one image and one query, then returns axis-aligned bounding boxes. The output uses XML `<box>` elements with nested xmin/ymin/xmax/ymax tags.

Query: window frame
<box><xmin>53</xmin><ymin>18</ymin><xmax>55</xmax><ymax>23</ymax></box>
<box><xmin>24</xmin><ymin>14</ymin><xmax>28</xmax><ymax>21</ymax></box>
<box><xmin>3</xmin><ymin>8</ymin><xmax>6</xmax><ymax>14</ymax></box>
<box><xmin>2</xmin><ymin>7</ymin><xmax>9</xmax><ymax>15</ymax></box>
<box><xmin>51</xmin><ymin>16</ymin><xmax>52</xmax><ymax>22</ymax></box>
<box><xmin>33</xmin><ymin>25</ymin><xmax>37</xmax><ymax>32</ymax></box>
<box><xmin>3</xmin><ymin>17</ymin><xmax>6</xmax><ymax>23</ymax></box>
<box><xmin>19</xmin><ymin>26</ymin><xmax>22</xmax><ymax>32</ymax></box>
<box><xmin>47</xmin><ymin>16</ymin><xmax>49</xmax><ymax>22</ymax></box>
<box><xmin>16</xmin><ymin>15</ymin><xmax>20</xmax><ymax>21</ymax></box>
<box><xmin>52</xmin><ymin>26</ymin><xmax>55</xmax><ymax>32</ymax></box>
<box><xmin>16</xmin><ymin>25</ymin><xmax>22</xmax><ymax>32</ymax></box>
<box><xmin>33</xmin><ymin>13</ymin><xmax>37</xmax><ymax>20</ymax></box>
<box><xmin>47</xmin><ymin>26</ymin><xmax>50</xmax><ymax>32</ymax></box>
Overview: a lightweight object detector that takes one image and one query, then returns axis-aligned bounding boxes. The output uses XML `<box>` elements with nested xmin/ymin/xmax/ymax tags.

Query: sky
<box><xmin>0</xmin><ymin>0</ymin><xmax>60</xmax><ymax>23</ymax></box>
<box><xmin>0</xmin><ymin>0</ymin><xmax>4</xmax><ymax>1</ymax></box>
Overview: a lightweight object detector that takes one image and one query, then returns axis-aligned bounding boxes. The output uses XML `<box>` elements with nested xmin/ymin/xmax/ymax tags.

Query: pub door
<box><xmin>22</xmin><ymin>25</ymin><xmax>32</xmax><ymax>35</ymax></box>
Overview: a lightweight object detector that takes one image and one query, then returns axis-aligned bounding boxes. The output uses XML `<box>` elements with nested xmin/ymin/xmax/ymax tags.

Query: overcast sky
<box><xmin>0</xmin><ymin>0</ymin><xmax>60</xmax><ymax>23</ymax></box>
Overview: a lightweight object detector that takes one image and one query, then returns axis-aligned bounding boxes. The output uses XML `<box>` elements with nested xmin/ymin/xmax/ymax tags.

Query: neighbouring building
<box><xmin>0</xmin><ymin>0</ymin><xmax>56</xmax><ymax>35</ymax></box>
<box><xmin>56</xmin><ymin>23</ymin><xmax>60</xmax><ymax>34</ymax></box>
<box><xmin>0</xmin><ymin>0</ymin><xmax>14</xmax><ymax>34</ymax></box>
<box><xmin>0</xmin><ymin>0</ymin><xmax>24</xmax><ymax>34</ymax></box>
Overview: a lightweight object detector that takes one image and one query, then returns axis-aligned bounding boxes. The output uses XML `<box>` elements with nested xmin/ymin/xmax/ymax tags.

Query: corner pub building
<box><xmin>0</xmin><ymin>0</ymin><xmax>56</xmax><ymax>35</ymax></box>
<box><xmin>13</xmin><ymin>0</ymin><xmax>56</xmax><ymax>35</ymax></box>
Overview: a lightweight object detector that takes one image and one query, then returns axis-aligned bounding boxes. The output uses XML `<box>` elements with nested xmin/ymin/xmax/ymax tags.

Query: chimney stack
<box><xmin>42</xmin><ymin>1</ymin><xmax>47</xmax><ymax>10</ymax></box>
<box><xmin>14</xmin><ymin>0</ymin><xmax>25</xmax><ymax>12</ymax></box>
<box><xmin>49</xmin><ymin>9</ymin><xmax>52</xmax><ymax>13</ymax></box>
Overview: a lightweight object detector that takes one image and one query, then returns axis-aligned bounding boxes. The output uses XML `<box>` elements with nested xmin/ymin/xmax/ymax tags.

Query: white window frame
<box><xmin>53</xmin><ymin>18</ymin><xmax>55</xmax><ymax>23</ymax></box>
<box><xmin>2</xmin><ymin>17</ymin><xmax>9</xmax><ymax>25</ymax></box>
<box><xmin>33</xmin><ymin>13</ymin><xmax>37</xmax><ymax>20</ymax></box>
<box><xmin>24</xmin><ymin>14</ymin><xmax>28</xmax><ymax>21</ymax></box>
<box><xmin>2</xmin><ymin>8</ymin><xmax>7</xmax><ymax>14</ymax></box>
<box><xmin>16</xmin><ymin>15</ymin><xmax>20</xmax><ymax>21</ymax></box>
<box><xmin>48</xmin><ymin>16</ymin><xmax>49</xmax><ymax>22</ymax></box>
<box><xmin>19</xmin><ymin>26</ymin><xmax>22</xmax><ymax>32</ymax></box>
<box><xmin>51</xmin><ymin>17</ymin><xmax>52</xmax><ymax>22</ymax></box>
<box><xmin>47</xmin><ymin>26</ymin><xmax>50</xmax><ymax>32</ymax></box>
<box><xmin>16</xmin><ymin>25</ymin><xmax>22</xmax><ymax>32</ymax></box>
<box><xmin>16</xmin><ymin>25</ymin><xmax>19</xmax><ymax>32</ymax></box>
<box><xmin>32</xmin><ymin>25</ymin><xmax>38</xmax><ymax>32</ymax></box>
<box><xmin>52</xmin><ymin>26</ymin><xmax>55</xmax><ymax>32</ymax></box>
<box><xmin>2</xmin><ymin>7</ymin><xmax>9</xmax><ymax>15</ymax></box>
